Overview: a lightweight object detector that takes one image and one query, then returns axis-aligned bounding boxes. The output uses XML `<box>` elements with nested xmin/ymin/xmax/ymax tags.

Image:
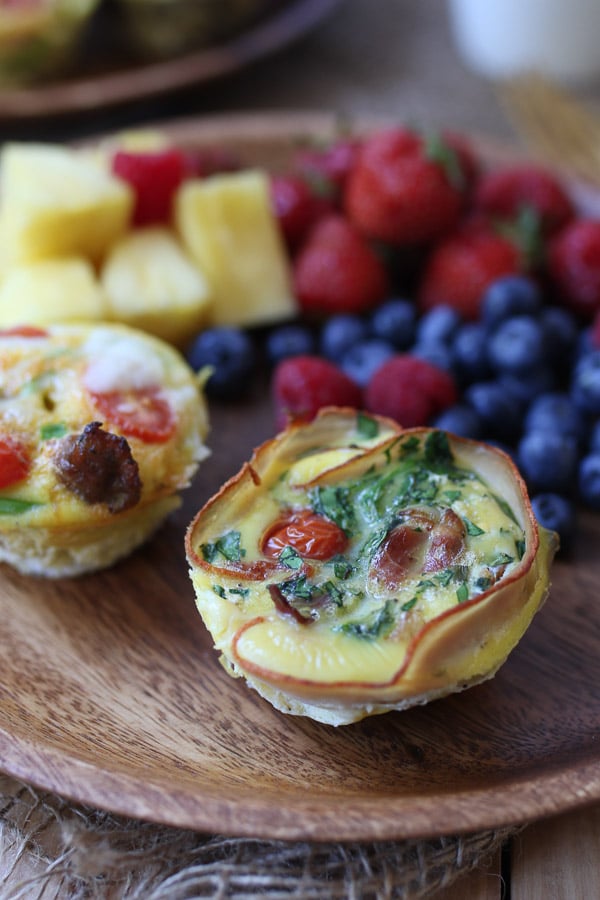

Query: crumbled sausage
<box><xmin>53</xmin><ymin>422</ymin><xmax>142</xmax><ymax>513</ymax></box>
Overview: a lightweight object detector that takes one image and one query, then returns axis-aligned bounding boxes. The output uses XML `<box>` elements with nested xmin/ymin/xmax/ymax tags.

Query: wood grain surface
<box><xmin>0</xmin><ymin>115</ymin><xmax>599</xmax><ymax>842</ymax></box>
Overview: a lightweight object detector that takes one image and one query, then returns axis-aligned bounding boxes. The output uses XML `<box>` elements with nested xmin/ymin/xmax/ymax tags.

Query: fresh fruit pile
<box><xmin>3</xmin><ymin>123</ymin><xmax>600</xmax><ymax>548</ymax></box>
<box><xmin>185</xmin><ymin>125</ymin><xmax>600</xmax><ymax>551</ymax></box>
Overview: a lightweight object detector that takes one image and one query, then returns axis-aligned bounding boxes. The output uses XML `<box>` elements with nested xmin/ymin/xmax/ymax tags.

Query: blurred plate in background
<box><xmin>0</xmin><ymin>0</ymin><xmax>344</xmax><ymax>120</ymax></box>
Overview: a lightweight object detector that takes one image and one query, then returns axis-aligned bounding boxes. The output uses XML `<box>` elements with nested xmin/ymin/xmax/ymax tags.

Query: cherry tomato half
<box><xmin>0</xmin><ymin>436</ymin><xmax>30</xmax><ymax>489</ymax></box>
<box><xmin>88</xmin><ymin>387</ymin><xmax>176</xmax><ymax>444</ymax></box>
<box><xmin>262</xmin><ymin>509</ymin><xmax>348</xmax><ymax>561</ymax></box>
<box><xmin>0</xmin><ymin>325</ymin><xmax>48</xmax><ymax>338</ymax></box>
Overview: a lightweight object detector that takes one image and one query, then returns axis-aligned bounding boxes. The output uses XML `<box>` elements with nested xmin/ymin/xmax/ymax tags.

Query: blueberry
<box><xmin>531</xmin><ymin>493</ymin><xmax>576</xmax><ymax>549</ymax></box>
<box><xmin>464</xmin><ymin>381</ymin><xmax>523</xmax><ymax>442</ymax></box>
<box><xmin>370</xmin><ymin>298</ymin><xmax>417</xmax><ymax>350</ymax></box>
<box><xmin>481</xmin><ymin>275</ymin><xmax>543</xmax><ymax>328</ymax></box>
<box><xmin>578</xmin><ymin>453</ymin><xmax>600</xmax><ymax>510</ymax></box>
<box><xmin>319</xmin><ymin>314</ymin><xmax>369</xmax><ymax>361</ymax></box>
<box><xmin>415</xmin><ymin>305</ymin><xmax>462</xmax><ymax>346</ymax></box>
<box><xmin>341</xmin><ymin>339</ymin><xmax>395</xmax><ymax>387</ymax></box>
<box><xmin>499</xmin><ymin>366</ymin><xmax>558</xmax><ymax>409</ymax></box>
<box><xmin>517</xmin><ymin>431</ymin><xmax>579</xmax><ymax>494</ymax></box>
<box><xmin>411</xmin><ymin>341</ymin><xmax>455</xmax><ymax>373</ymax></box>
<box><xmin>432</xmin><ymin>404</ymin><xmax>483</xmax><ymax>439</ymax></box>
<box><xmin>265</xmin><ymin>324</ymin><xmax>315</xmax><ymax>366</ymax></box>
<box><xmin>451</xmin><ymin>322</ymin><xmax>491</xmax><ymax>384</ymax></box>
<box><xmin>588</xmin><ymin>419</ymin><xmax>600</xmax><ymax>453</ymax></box>
<box><xmin>540</xmin><ymin>306</ymin><xmax>580</xmax><ymax>366</ymax></box>
<box><xmin>488</xmin><ymin>315</ymin><xmax>547</xmax><ymax>375</ymax></box>
<box><xmin>186</xmin><ymin>327</ymin><xmax>256</xmax><ymax>399</ymax></box>
<box><xmin>524</xmin><ymin>392</ymin><xmax>588</xmax><ymax>447</ymax></box>
<box><xmin>571</xmin><ymin>350</ymin><xmax>600</xmax><ymax>414</ymax></box>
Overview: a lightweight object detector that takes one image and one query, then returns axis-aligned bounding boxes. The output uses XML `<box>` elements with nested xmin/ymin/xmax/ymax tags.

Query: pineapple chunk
<box><xmin>175</xmin><ymin>169</ymin><xmax>296</xmax><ymax>328</ymax></box>
<box><xmin>0</xmin><ymin>142</ymin><xmax>134</xmax><ymax>266</ymax></box>
<box><xmin>0</xmin><ymin>257</ymin><xmax>109</xmax><ymax>328</ymax></box>
<box><xmin>100</xmin><ymin>227</ymin><xmax>212</xmax><ymax>346</ymax></box>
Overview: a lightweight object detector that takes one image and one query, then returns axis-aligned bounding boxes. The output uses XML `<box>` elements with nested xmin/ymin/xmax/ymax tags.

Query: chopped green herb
<box><xmin>340</xmin><ymin>600</ymin><xmax>396</xmax><ymax>639</ymax></box>
<box><xmin>311</xmin><ymin>485</ymin><xmax>356</xmax><ymax>535</ymax></box>
<box><xmin>434</xmin><ymin>568</ymin><xmax>455</xmax><ymax>587</ymax></box>
<box><xmin>333</xmin><ymin>557</ymin><xmax>354</xmax><ymax>580</ymax></box>
<box><xmin>321</xmin><ymin>580</ymin><xmax>345</xmax><ymax>606</ymax></box>
<box><xmin>456</xmin><ymin>583</ymin><xmax>469</xmax><ymax>603</ymax></box>
<box><xmin>201</xmin><ymin>530</ymin><xmax>246</xmax><ymax>564</ymax></box>
<box><xmin>401</xmin><ymin>597</ymin><xmax>418</xmax><ymax>612</ymax></box>
<box><xmin>229</xmin><ymin>587</ymin><xmax>250</xmax><ymax>599</ymax></box>
<box><xmin>356</xmin><ymin>412</ymin><xmax>379</xmax><ymax>439</ymax></box>
<box><xmin>490</xmin><ymin>552</ymin><xmax>514</xmax><ymax>567</ymax></box>
<box><xmin>516</xmin><ymin>539</ymin><xmax>526</xmax><ymax>559</ymax></box>
<box><xmin>442</xmin><ymin>489</ymin><xmax>462</xmax><ymax>504</ymax></box>
<box><xmin>424</xmin><ymin>430</ymin><xmax>453</xmax><ymax>468</ymax></box>
<box><xmin>464</xmin><ymin>518</ymin><xmax>486</xmax><ymax>536</ymax></box>
<box><xmin>212</xmin><ymin>584</ymin><xmax>226</xmax><ymax>598</ymax></box>
<box><xmin>0</xmin><ymin>498</ymin><xmax>40</xmax><ymax>515</ymax></box>
<box><xmin>279</xmin><ymin>545</ymin><xmax>303</xmax><ymax>570</ymax></box>
<box><xmin>278</xmin><ymin>574</ymin><xmax>315</xmax><ymax>602</ymax></box>
<box><xmin>398</xmin><ymin>435</ymin><xmax>420</xmax><ymax>457</ymax></box>
<box><xmin>40</xmin><ymin>422</ymin><xmax>68</xmax><ymax>441</ymax></box>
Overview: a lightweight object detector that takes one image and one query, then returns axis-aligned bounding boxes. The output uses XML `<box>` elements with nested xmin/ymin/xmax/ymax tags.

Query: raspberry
<box><xmin>272</xmin><ymin>355</ymin><xmax>362</xmax><ymax>430</ymax></box>
<box><xmin>364</xmin><ymin>355</ymin><xmax>458</xmax><ymax>427</ymax></box>
<box><xmin>270</xmin><ymin>174</ymin><xmax>332</xmax><ymax>251</ymax></box>
<box><xmin>112</xmin><ymin>148</ymin><xmax>188</xmax><ymax>225</ymax></box>
<box><xmin>548</xmin><ymin>219</ymin><xmax>600</xmax><ymax>319</ymax></box>
<box><xmin>344</xmin><ymin>127</ymin><xmax>469</xmax><ymax>246</ymax></box>
<box><xmin>293</xmin><ymin>214</ymin><xmax>388</xmax><ymax>316</ymax></box>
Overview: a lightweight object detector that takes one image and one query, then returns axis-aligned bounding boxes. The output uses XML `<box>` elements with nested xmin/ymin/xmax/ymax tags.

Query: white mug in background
<box><xmin>448</xmin><ymin>0</ymin><xmax>600</xmax><ymax>84</ymax></box>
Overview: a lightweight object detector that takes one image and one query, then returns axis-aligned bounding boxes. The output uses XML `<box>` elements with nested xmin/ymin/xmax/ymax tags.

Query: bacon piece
<box><xmin>370</xmin><ymin>506</ymin><xmax>466</xmax><ymax>590</ymax></box>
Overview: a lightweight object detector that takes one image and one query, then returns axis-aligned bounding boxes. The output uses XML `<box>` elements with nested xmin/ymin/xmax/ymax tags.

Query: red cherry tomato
<box><xmin>88</xmin><ymin>387</ymin><xmax>176</xmax><ymax>444</ymax></box>
<box><xmin>262</xmin><ymin>509</ymin><xmax>348</xmax><ymax>561</ymax></box>
<box><xmin>0</xmin><ymin>436</ymin><xmax>30</xmax><ymax>489</ymax></box>
<box><xmin>0</xmin><ymin>325</ymin><xmax>48</xmax><ymax>338</ymax></box>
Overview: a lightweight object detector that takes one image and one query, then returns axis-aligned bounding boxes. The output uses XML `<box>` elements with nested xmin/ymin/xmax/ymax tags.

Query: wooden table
<box><xmin>1</xmin><ymin>2</ymin><xmax>599</xmax><ymax>897</ymax></box>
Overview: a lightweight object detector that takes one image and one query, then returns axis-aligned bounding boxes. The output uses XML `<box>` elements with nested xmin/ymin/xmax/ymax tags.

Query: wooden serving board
<box><xmin>0</xmin><ymin>114</ymin><xmax>599</xmax><ymax>842</ymax></box>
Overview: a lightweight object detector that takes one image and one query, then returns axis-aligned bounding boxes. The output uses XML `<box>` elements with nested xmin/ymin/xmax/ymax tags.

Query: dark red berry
<box><xmin>272</xmin><ymin>355</ymin><xmax>362</xmax><ymax>430</ymax></box>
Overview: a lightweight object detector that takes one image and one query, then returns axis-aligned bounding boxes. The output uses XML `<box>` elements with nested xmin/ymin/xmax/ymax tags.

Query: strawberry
<box><xmin>270</xmin><ymin>174</ymin><xmax>332</xmax><ymax>251</ymax></box>
<box><xmin>364</xmin><ymin>354</ymin><xmax>458</xmax><ymax>427</ymax></box>
<box><xmin>344</xmin><ymin>127</ymin><xmax>470</xmax><ymax>246</ymax></box>
<box><xmin>417</xmin><ymin>220</ymin><xmax>523</xmax><ymax>320</ymax></box>
<box><xmin>272</xmin><ymin>355</ymin><xmax>362</xmax><ymax>430</ymax></box>
<box><xmin>293</xmin><ymin>214</ymin><xmax>388</xmax><ymax>316</ymax></box>
<box><xmin>112</xmin><ymin>148</ymin><xmax>188</xmax><ymax>226</ymax></box>
<box><xmin>547</xmin><ymin>219</ymin><xmax>600</xmax><ymax>319</ymax></box>
<box><xmin>475</xmin><ymin>164</ymin><xmax>575</xmax><ymax>235</ymax></box>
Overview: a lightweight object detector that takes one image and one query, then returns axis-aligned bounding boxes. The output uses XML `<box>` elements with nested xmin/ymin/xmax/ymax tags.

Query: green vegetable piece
<box><xmin>201</xmin><ymin>530</ymin><xmax>246</xmax><ymax>563</ymax></box>
<box><xmin>424</xmin><ymin>430</ymin><xmax>453</xmax><ymax>468</ymax></box>
<box><xmin>456</xmin><ymin>583</ymin><xmax>469</xmax><ymax>603</ymax></box>
<box><xmin>464</xmin><ymin>518</ymin><xmax>486</xmax><ymax>536</ymax></box>
<box><xmin>0</xmin><ymin>498</ymin><xmax>40</xmax><ymax>515</ymax></box>
<box><xmin>279</xmin><ymin>545</ymin><xmax>303</xmax><ymax>570</ymax></box>
<box><xmin>356</xmin><ymin>412</ymin><xmax>379</xmax><ymax>439</ymax></box>
<box><xmin>40</xmin><ymin>422</ymin><xmax>67</xmax><ymax>441</ymax></box>
<box><xmin>340</xmin><ymin>600</ymin><xmax>396</xmax><ymax>639</ymax></box>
